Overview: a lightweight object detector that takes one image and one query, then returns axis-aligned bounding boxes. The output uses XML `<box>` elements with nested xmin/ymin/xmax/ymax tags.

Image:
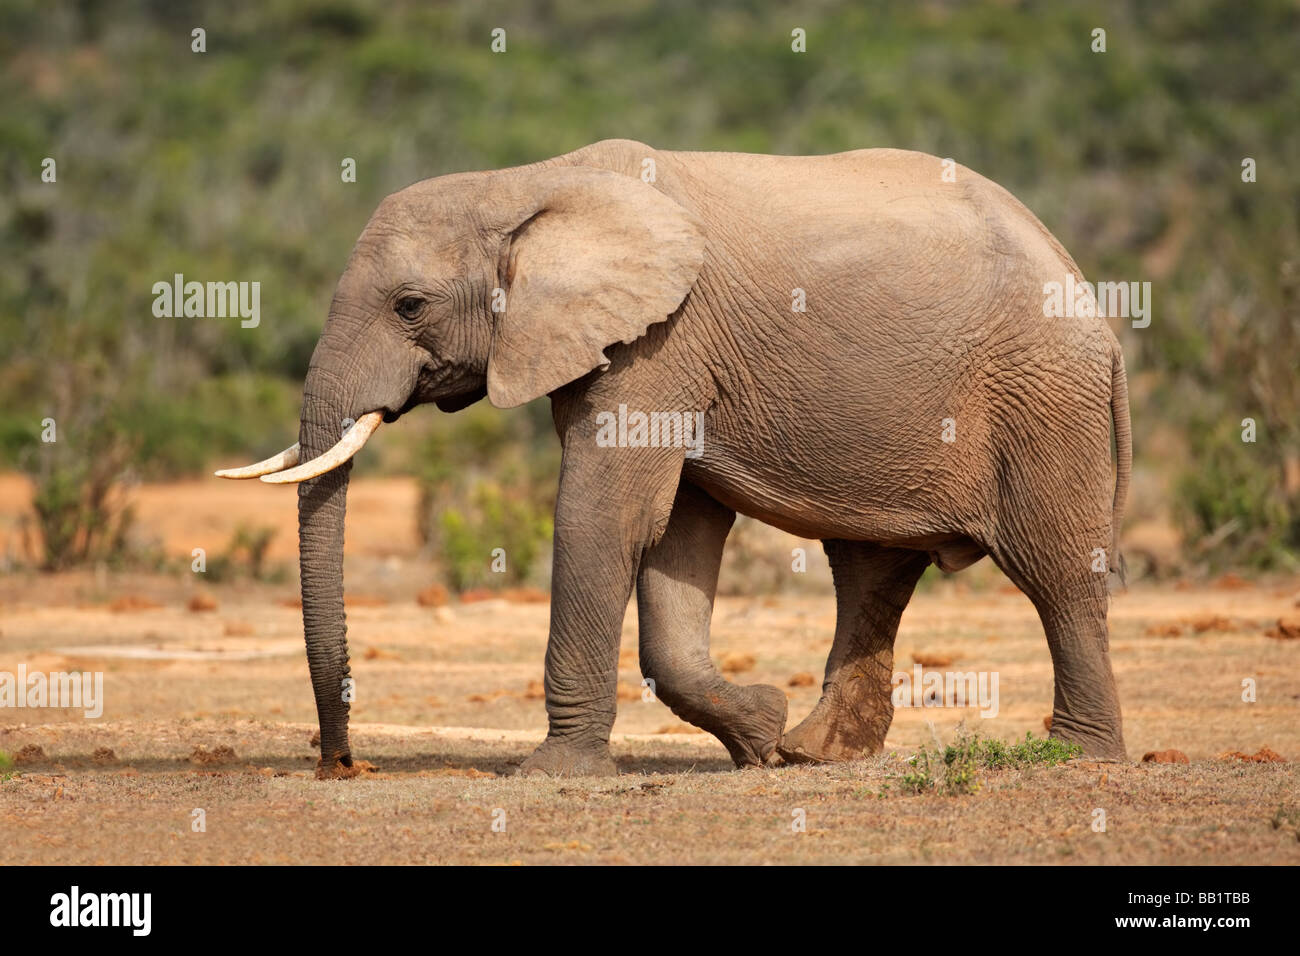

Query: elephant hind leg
<box><xmin>989</xmin><ymin>525</ymin><xmax>1127</xmax><ymax>761</ymax></box>
<box><xmin>778</xmin><ymin>542</ymin><xmax>930</xmax><ymax>764</ymax></box>
<box><xmin>636</xmin><ymin>483</ymin><xmax>788</xmax><ymax>767</ymax></box>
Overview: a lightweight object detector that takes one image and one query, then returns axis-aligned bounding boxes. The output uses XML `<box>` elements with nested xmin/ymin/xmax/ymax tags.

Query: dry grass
<box><xmin>2</xmin><ymin>564</ymin><xmax>1297</xmax><ymax>864</ymax></box>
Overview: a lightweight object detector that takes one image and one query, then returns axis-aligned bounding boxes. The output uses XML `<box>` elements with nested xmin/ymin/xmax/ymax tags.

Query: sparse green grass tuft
<box><xmin>896</xmin><ymin>731</ymin><xmax>1081</xmax><ymax>796</ymax></box>
<box><xmin>979</xmin><ymin>733</ymin><xmax>1083</xmax><ymax>769</ymax></box>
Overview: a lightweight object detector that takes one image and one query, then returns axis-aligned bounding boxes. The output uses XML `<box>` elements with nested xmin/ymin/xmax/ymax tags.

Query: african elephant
<box><xmin>217</xmin><ymin>139</ymin><xmax>1132</xmax><ymax>777</ymax></box>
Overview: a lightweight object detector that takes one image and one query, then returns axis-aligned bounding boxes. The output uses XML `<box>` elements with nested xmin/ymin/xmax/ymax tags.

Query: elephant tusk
<box><xmin>214</xmin><ymin>444</ymin><xmax>301</xmax><ymax>479</ymax></box>
<box><xmin>259</xmin><ymin>412</ymin><xmax>384</xmax><ymax>484</ymax></box>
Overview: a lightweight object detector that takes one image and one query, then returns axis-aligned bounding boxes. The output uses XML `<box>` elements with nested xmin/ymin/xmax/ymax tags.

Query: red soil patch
<box><xmin>1219</xmin><ymin>747</ymin><xmax>1286</xmax><ymax>763</ymax></box>
<box><xmin>109</xmin><ymin>595</ymin><xmax>161</xmax><ymax>612</ymax></box>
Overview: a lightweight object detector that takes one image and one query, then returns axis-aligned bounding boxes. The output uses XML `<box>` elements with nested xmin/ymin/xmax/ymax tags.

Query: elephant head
<box><xmin>215</xmin><ymin>162</ymin><xmax>705</xmax><ymax>775</ymax></box>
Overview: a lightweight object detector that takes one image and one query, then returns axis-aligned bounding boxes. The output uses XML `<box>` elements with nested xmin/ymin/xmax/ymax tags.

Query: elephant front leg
<box><xmin>637</xmin><ymin>483</ymin><xmax>787</xmax><ymax>767</ymax></box>
<box><xmin>516</xmin><ymin>445</ymin><xmax>685</xmax><ymax>778</ymax></box>
<box><xmin>779</xmin><ymin>542</ymin><xmax>929</xmax><ymax>764</ymax></box>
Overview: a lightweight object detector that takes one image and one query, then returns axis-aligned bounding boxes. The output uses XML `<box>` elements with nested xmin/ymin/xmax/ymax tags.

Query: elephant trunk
<box><xmin>296</xmin><ymin>369</ymin><xmax>357</xmax><ymax>775</ymax></box>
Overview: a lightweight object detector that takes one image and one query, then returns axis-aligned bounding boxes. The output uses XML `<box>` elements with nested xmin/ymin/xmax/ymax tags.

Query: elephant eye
<box><xmin>395</xmin><ymin>296</ymin><xmax>425</xmax><ymax>321</ymax></box>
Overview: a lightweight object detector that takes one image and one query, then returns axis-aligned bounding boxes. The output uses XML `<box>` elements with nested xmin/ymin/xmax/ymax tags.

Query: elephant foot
<box><xmin>315</xmin><ymin>752</ymin><xmax>378</xmax><ymax>780</ymax></box>
<box><xmin>516</xmin><ymin>737</ymin><xmax>618</xmax><ymax>777</ymax></box>
<box><xmin>710</xmin><ymin>684</ymin><xmax>788</xmax><ymax>768</ymax></box>
<box><xmin>777</xmin><ymin>692</ymin><xmax>888</xmax><ymax>765</ymax></box>
<box><xmin>1048</xmin><ymin>713</ymin><xmax>1128</xmax><ymax>763</ymax></box>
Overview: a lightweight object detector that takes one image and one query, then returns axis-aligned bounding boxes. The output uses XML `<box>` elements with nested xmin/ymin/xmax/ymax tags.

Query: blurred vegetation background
<box><xmin>1</xmin><ymin>0</ymin><xmax>1297</xmax><ymax>583</ymax></box>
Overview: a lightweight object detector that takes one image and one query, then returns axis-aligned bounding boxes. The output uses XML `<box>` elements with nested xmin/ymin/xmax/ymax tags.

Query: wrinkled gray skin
<box><xmin>290</xmin><ymin>139</ymin><xmax>1131</xmax><ymax>778</ymax></box>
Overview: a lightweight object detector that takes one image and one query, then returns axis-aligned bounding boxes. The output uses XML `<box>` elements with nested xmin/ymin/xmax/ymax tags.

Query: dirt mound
<box><xmin>912</xmin><ymin>652</ymin><xmax>954</xmax><ymax>666</ymax></box>
<box><xmin>718</xmin><ymin>652</ymin><xmax>755</xmax><ymax>674</ymax></box>
<box><xmin>1265</xmin><ymin>616</ymin><xmax>1300</xmax><ymax>640</ymax></box>
<box><xmin>187</xmin><ymin>593</ymin><xmax>218</xmax><ymax>612</ymax></box>
<box><xmin>1142</xmin><ymin>749</ymin><xmax>1190</xmax><ymax>764</ymax></box>
<box><xmin>1219</xmin><ymin>747</ymin><xmax>1286</xmax><ymax>763</ymax></box>
<box><xmin>189</xmin><ymin>744</ymin><xmax>237</xmax><ymax>765</ymax></box>
<box><xmin>13</xmin><ymin>744</ymin><xmax>45</xmax><ymax>764</ymax></box>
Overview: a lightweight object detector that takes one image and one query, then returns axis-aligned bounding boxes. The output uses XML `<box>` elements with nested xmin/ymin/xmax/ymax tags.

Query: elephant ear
<box><xmin>486</xmin><ymin>165</ymin><xmax>706</xmax><ymax>409</ymax></box>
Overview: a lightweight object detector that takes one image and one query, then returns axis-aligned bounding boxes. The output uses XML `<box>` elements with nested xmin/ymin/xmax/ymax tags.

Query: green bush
<box><xmin>3</xmin><ymin>0</ymin><xmax>1297</xmax><ymax>575</ymax></box>
<box><xmin>1177</xmin><ymin>421</ymin><xmax>1296</xmax><ymax>570</ymax></box>
<box><xmin>417</xmin><ymin>401</ymin><xmax>558</xmax><ymax>591</ymax></box>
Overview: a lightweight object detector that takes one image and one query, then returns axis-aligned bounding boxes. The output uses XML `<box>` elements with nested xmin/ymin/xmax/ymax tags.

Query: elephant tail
<box><xmin>1109</xmin><ymin>345</ymin><xmax>1132</xmax><ymax>587</ymax></box>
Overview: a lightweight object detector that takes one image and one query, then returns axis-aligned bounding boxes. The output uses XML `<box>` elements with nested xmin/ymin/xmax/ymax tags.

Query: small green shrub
<box><xmin>206</xmin><ymin>523</ymin><xmax>283</xmax><ymax>582</ymax></box>
<box><xmin>981</xmin><ymin>732</ymin><xmax>1083</xmax><ymax>769</ymax></box>
<box><xmin>899</xmin><ymin>748</ymin><xmax>937</xmax><ymax>794</ymax></box>
<box><xmin>1176</xmin><ymin>420</ymin><xmax>1297</xmax><ymax>571</ymax></box>
<box><xmin>895</xmin><ymin>731</ymin><xmax>1081</xmax><ymax>797</ymax></box>
<box><xmin>25</xmin><ymin>423</ymin><xmax>138</xmax><ymax>571</ymax></box>
<box><xmin>417</xmin><ymin>402</ymin><xmax>559</xmax><ymax>592</ymax></box>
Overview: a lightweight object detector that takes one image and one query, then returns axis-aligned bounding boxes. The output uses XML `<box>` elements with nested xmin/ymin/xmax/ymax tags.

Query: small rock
<box><xmin>788</xmin><ymin>672</ymin><xmax>817</xmax><ymax>688</ymax></box>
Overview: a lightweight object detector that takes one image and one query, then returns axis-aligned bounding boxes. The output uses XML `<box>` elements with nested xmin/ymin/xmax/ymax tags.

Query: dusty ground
<box><xmin>1</xmin><ymin>474</ymin><xmax>1298</xmax><ymax>864</ymax></box>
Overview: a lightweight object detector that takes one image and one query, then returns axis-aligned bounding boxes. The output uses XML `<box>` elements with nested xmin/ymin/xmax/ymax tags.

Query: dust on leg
<box><xmin>779</xmin><ymin>543</ymin><xmax>929</xmax><ymax>764</ymax></box>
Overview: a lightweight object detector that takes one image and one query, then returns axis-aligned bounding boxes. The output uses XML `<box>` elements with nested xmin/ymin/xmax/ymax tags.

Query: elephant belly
<box><xmin>683</xmin><ymin>444</ymin><xmax>985</xmax><ymax>551</ymax></box>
